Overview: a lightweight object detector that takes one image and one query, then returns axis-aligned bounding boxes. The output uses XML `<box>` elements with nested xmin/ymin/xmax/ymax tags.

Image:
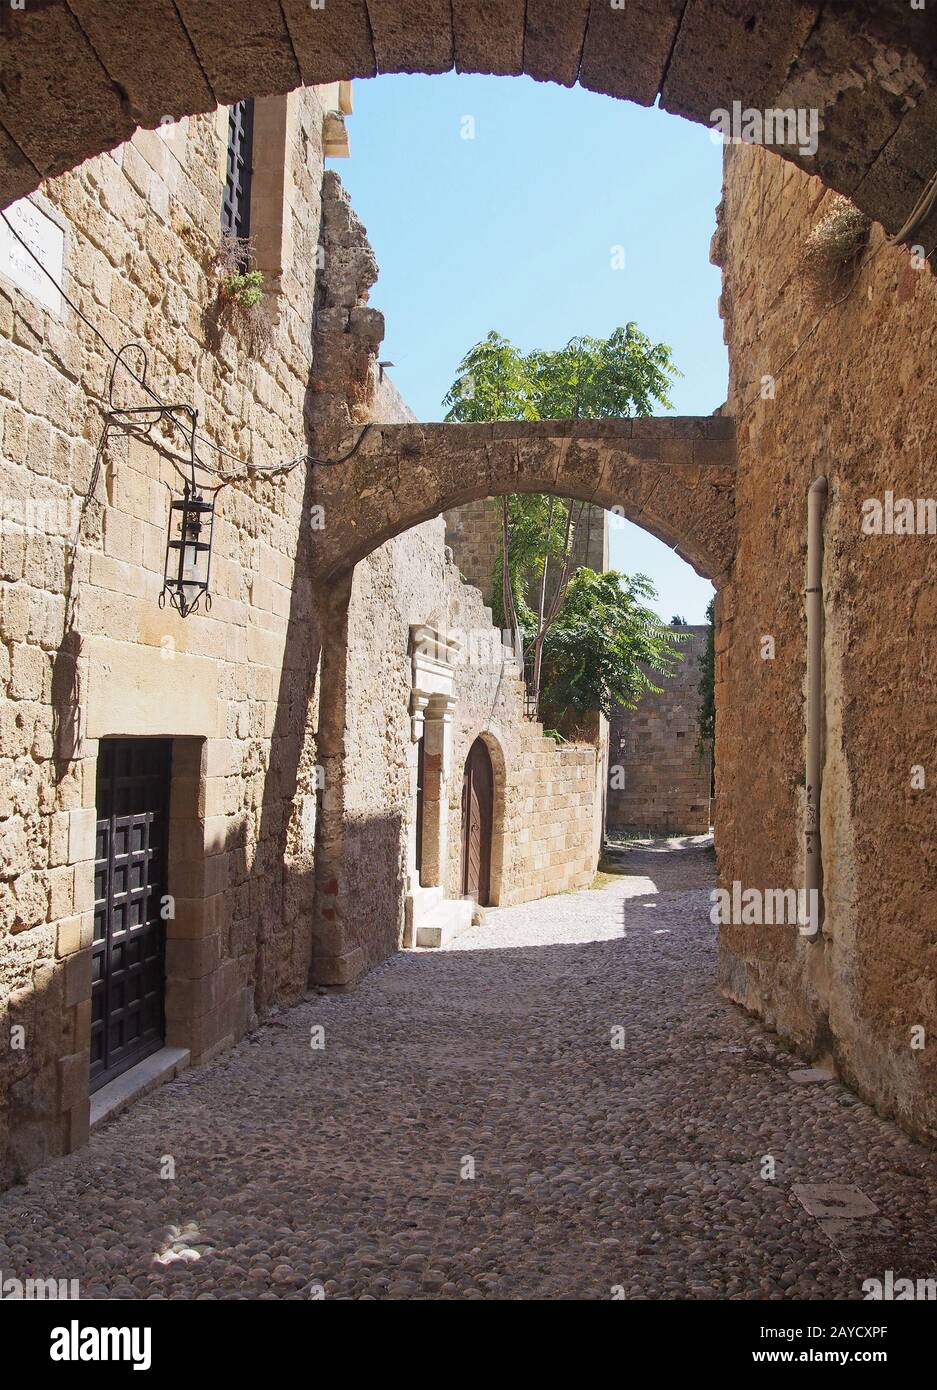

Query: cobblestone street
<box><xmin>2</xmin><ymin>838</ymin><xmax>935</xmax><ymax>1301</ymax></box>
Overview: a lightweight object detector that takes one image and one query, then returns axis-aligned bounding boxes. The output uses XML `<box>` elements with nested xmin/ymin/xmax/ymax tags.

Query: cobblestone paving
<box><xmin>2</xmin><ymin>837</ymin><xmax>936</xmax><ymax>1300</ymax></box>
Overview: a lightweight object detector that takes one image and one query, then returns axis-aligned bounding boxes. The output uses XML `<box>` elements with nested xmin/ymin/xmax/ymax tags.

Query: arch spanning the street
<box><xmin>307</xmin><ymin>413</ymin><xmax>734</xmax><ymax>988</ymax></box>
<box><xmin>2</xmin><ymin>3</ymin><xmax>936</xmax><ymax>254</ymax></box>
<box><xmin>310</xmin><ymin>416</ymin><xmax>736</xmax><ymax>585</ymax></box>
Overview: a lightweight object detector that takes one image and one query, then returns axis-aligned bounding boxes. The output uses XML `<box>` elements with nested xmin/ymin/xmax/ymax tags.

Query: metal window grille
<box><xmin>221</xmin><ymin>99</ymin><xmax>255</xmax><ymax>242</ymax></box>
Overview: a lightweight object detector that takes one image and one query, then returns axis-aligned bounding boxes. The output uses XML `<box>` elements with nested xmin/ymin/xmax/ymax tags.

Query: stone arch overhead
<box><xmin>2</xmin><ymin>4</ymin><xmax>937</xmax><ymax>253</ymax></box>
<box><xmin>311</xmin><ymin>416</ymin><xmax>737</xmax><ymax>586</ymax></box>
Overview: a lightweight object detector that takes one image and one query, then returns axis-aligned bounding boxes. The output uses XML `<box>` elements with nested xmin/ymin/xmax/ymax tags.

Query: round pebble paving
<box><xmin>2</xmin><ymin>836</ymin><xmax>935</xmax><ymax>1301</ymax></box>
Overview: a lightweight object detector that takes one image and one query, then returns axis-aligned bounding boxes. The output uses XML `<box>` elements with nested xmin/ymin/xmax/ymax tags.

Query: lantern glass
<box><xmin>161</xmin><ymin>484</ymin><xmax>215</xmax><ymax>617</ymax></box>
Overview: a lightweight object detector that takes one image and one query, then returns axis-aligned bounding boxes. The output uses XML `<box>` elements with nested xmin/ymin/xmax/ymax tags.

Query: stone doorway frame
<box><xmin>404</xmin><ymin>623</ymin><xmax>460</xmax><ymax>946</ymax></box>
<box><xmin>54</xmin><ymin>728</ymin><xmax>235</xmax><ymax>1152</ymax></box>
<box><xmin>456</xmin><ymin>726</ymin><xmax>507</xmax><ymax>909</ymax></box>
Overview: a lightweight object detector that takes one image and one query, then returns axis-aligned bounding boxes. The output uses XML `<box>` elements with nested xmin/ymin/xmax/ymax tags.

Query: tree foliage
<box><xmin>539</xmin><ymin>569</ymin><xmax>684</xmax><ymax>721</ymax></box>
<box><xmin>442</xmin><ymin>331</ymin><xmax>535</xmax><ymax>424</ymax></box>
<box><xmin>526</xmin><ymin>326</ymin><xmax>680</xmax><ymax>419</ymax></box>
<box><xmin>443</xmin><ymin>327</ymin><xmax>680</xmax><ymax>423</ymax></box>
<box><xmin>442</xmin><ymin>327</ymin><xmax>682</xmax><ymax>720</ymax></box>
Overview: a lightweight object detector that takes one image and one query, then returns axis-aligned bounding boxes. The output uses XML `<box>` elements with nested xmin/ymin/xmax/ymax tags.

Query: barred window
<box><xmin>221</xmin><ymin>99</ymin><xmax>254</xmax><ymax>241</ymax></box>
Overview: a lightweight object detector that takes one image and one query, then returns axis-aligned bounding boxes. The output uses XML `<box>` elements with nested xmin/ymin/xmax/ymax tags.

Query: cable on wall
<box><xmin>0</xmin><ymin>200</ymin><xmax>373</xmax><ymax>479</ymax></box>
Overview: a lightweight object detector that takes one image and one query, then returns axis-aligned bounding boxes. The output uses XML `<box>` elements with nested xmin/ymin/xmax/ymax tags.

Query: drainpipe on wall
<box><xmin>803</xmin><ymin>476</ymin><xmax>828</xmax><ymax>939</ymax></box>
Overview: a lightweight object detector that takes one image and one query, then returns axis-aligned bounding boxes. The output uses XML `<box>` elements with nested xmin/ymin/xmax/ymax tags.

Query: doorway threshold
<box><xmin>90</xmin><ymin>1047</ymin><xmax>191</xmax><ymax>1132</ymax></box>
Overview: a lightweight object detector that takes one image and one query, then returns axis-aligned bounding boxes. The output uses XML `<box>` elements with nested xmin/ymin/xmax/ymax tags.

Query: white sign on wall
<box><xmin>0</xmin><ymin>197</ymin><xmax>65</xmax><ymax>317</ymax></box>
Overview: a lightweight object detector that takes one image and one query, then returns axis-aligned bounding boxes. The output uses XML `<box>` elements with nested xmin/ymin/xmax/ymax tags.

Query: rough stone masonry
<box><xmin>608</xmin><ymin>625</ymin><xmax>712</xmax><ymax>836</ymax></box>
<box><xmin>0</xmin><ymin>91</ymin><xmax>604</xmax><ymax>1185</ymax></box>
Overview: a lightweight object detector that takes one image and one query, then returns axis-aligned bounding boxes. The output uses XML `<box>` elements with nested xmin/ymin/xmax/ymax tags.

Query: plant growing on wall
<box><xmin>209</xmin><ymin>230</ymin><xmax>272</xmax><ymax>356</ymax></box>
<box><xmin>443</xmin><ymin>327</ymin><xmax>681</xmax><ymax>720</ymax></box>
<box><xmin>800</xmin><ymin>195</ymin><xmax>872</xmax><ymax>309</ymax></box>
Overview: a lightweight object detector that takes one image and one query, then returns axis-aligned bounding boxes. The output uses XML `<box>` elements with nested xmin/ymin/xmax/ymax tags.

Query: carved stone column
<box><xmin>405</xmin><ymin>624</ymin><xmax>460</xmax><ymax>943</ymax></box>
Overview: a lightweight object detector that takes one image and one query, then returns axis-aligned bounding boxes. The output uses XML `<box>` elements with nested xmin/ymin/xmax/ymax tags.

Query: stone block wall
<box><xmin>313</xmin><ymin>179</ymin><xmax>600</xmax><ymax>976</ymax></box>
<box><xmin>608</xmin><ymin>626</ymin><xmax>712</xmax><ymax>835</ymax></box>
<box><xmin>0</xmin><ymin>90</ymin><xmax>337</xmax><ymax>1183</ymax></box>
<box><xmin>443</xmin><ymin>498</ymin><xmax>503</xmax><ymax>601</ymax></box>
<box><xmin>714</xmin><ymin>142</ymin><xmax>937</xmax><ymax>1141</ymax></box>
<box><xmin>0</xmin><ymin>86</ymin><xmax>605</xmax><ymax>1185</ymax></box>
<box><xmin>443</xmin><ymin>578</ymin><xmax>598</xmax><ymax>908</ymax></box>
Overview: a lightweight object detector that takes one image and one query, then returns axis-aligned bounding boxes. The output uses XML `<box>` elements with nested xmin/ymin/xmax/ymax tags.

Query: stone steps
<box><xmin>414</xmin><ymin>896</ymin><xmax>475</xmax><ymax>949</ymax></box>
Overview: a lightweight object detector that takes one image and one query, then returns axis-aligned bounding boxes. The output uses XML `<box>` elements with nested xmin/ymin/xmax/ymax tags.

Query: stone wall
<box><xmin>608</xmin><ymin>626</ymin><xmax>712</xmax><ymax>835</ymax></box>
<box><xmin>714</xmin><ymin>142</ymin><xmax>937</xmax><ymax>1141</ymax></box>
<box><xmin>310</xmin><ymin>174</ymin><xmax>600</xmax><ymax>979</ymax></box>
<box><xmin>0</xmin><ymin>90</ymin><xmax>344</xmax><ymax>1183</ymax></box>
<box><xmin>0</xmin><ymin>101</ymin><xmax>604</xmax><ymax>1187</ymax></box>
<box><xmin>442</xmin><ymin>580</ymin><xmax>598</xmax><ymax>908</ymax></box>
<box><xmin>443</xmin><ymin>498</ymin><xmax>503</xmax><ymax>603</ymax></box>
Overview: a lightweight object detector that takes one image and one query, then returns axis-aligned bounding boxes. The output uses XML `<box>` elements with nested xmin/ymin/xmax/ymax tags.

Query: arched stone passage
<box><xmin>2</xmin><ymin>3</ymin><xmax>937</xmax><ymax>254</ymax></box>
<box><xmin>311</xmin><ymin>416</ymin><xmax>736</xmax><ymax>586</ymax></box>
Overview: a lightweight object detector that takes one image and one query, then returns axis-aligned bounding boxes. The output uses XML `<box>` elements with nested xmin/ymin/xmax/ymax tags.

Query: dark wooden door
<box><xmin>461</xmin><ymin>737</ymin><xmax>493</xmax><ymax>905</ymax></box>
<box><xmin>91</xmin><ymin>739</ymin><xmax>171</xmax><ymax>1092</ymax></box>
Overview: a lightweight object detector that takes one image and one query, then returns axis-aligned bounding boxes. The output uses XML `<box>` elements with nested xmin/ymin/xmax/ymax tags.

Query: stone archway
<box><xmin>308</xmin><ymin>419</ymin><xmax>732</xmax><ymax>985</ymax></box>
<box><xmin>311</xmin><ymin>415</ymin><xmax>736</xmax><ymax>587</ymax></box>
<box><xmin>2</xmin><ymin>3</ymin><xmax>937</xmax><ymax>256</ymax></box>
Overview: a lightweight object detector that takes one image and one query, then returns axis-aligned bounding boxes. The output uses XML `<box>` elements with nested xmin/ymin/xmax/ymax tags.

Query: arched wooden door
<box><xmin>461</xmin><ymin>737</ymin><xmax>493</xmax><ymax>905</ymax></box>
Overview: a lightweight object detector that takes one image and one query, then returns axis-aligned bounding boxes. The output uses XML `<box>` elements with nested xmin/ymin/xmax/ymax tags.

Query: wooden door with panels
<box><xmin>460</xmin><ymin>737</ymin><xmax>493</xmax><ymax>905</ymax></box>
<box><xmin>91</xmin><ymin>738</ymin><xmax>171</xmax><ymax>1091</ymax></box>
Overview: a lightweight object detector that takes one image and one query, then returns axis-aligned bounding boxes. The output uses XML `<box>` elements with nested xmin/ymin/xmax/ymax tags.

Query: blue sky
<box><xmin>335</xmin><ymin>73</ymin><xmax>726</xmax><ymax>623</ymax></box>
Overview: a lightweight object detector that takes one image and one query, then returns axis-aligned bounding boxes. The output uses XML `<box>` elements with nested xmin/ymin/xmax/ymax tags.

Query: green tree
<box><xmin>443</xmin><ymin>326</ymin><xmax>680</xmax><ymax>425</ymax></box>
<box><xmin>539</xmin><ymin>569</ymin><xmax>684</xmax><ymax>721</ymax></box>
<box><xmin>443</xmin><ymin>327</ymin><xmax>681</xmax><ymax>719</ymax></box>
<box><xmin>441</xmin><ymin>331</ymin><xmax>534</xmax><ymax>424</ymax></box>
<box><xmin>527</xmin><ymin>326</ymin><xmax>680</xmax><ymax>419</ymax></box>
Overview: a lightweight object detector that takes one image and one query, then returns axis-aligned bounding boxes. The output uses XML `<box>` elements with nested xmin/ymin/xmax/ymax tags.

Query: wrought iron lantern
<box><xmin>103</xmin><ymin>343</ymin><xmax>233</xmax><ymax>620</ymax></box>
<box><xmin>160</xmin><ymin>477</ymin><xmax>216</xmax><ymax>618</ymax></box>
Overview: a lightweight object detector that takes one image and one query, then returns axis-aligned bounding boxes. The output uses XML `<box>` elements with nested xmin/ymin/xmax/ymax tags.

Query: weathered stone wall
<box><xmin>442</xmin><ymin>498</ymin><xmax>502</xmax><ymax>602</ymax></box>
<box><xmin>715</xmin><ymin>141</ymin><xmax>937</xmax><ymax>1141</ymax></box>
<box><xmin>443</xmin><ymin>581</ymin><xmax>598</xmax><ymax>908</ymax></box>
<box><xmin>313</xmin><ymin>175</ymin><xmax>600</xmax><ymax>978</ymax></box>
<box><xmin>608</xmin><ymin>626</ymin><xmax>712</xmax><ymax>835</ymax></box>
<box><xmin>0</xmin><ymin>90</ymin><xmax>337</xmax><ymax>1183</ymax></box>
<box><xmin>0</xmin><ymin>111</ymin><xmax>605</xmax><ymax>1185</ymax></box>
